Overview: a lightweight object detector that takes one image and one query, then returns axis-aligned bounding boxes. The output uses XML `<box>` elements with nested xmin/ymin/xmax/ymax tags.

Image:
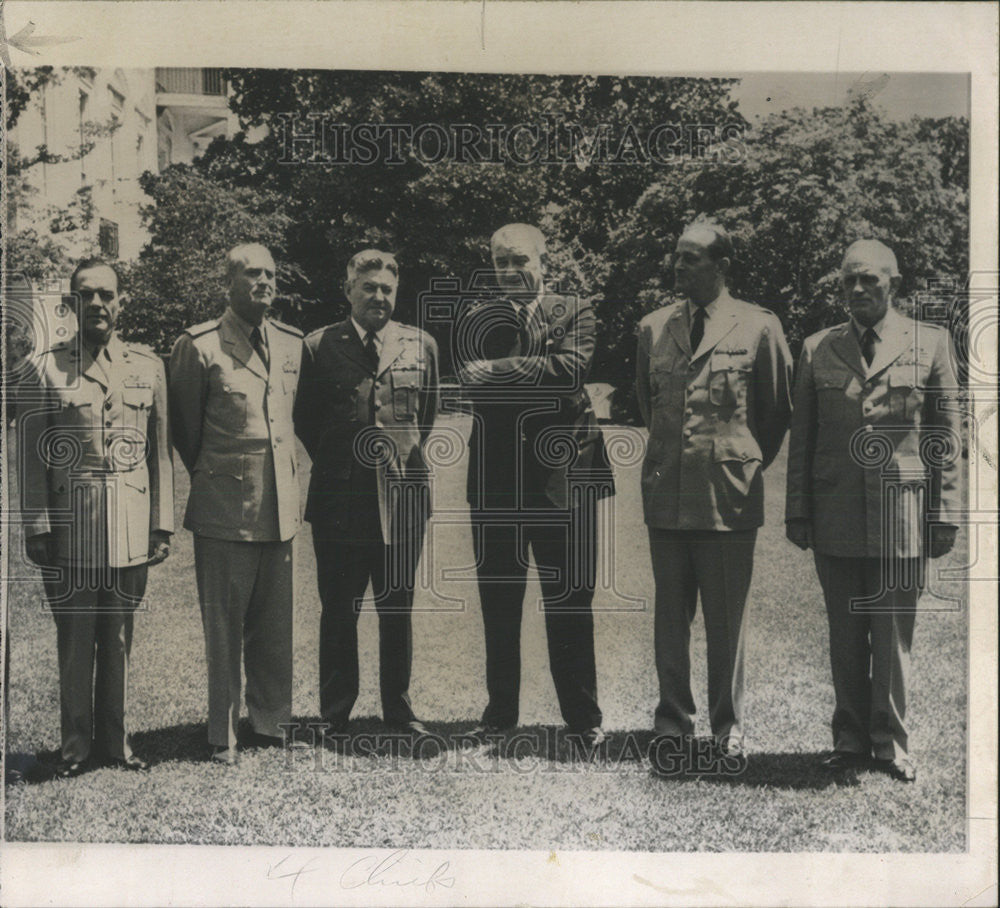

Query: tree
<box><xmin>603</xmin><ymin>97</ymin><xmax>969</xmax><ymax>417</ymax></box>
<box><xmin>117</xmin><ymin>166</ymin><xmax>295</xmax><ymax>352</ymax></box>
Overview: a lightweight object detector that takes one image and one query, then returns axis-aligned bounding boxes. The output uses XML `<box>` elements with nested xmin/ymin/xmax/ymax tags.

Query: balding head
<box><xmin>490</xmin><ymin>223</ymin><xmax>547</xmax><ymax>296</ymax></box>
<box><xmin>842</xmin><ymin>239</ymin><xmax>899</xmax><ymax>278</ymax></box>
<box><xmin>840</xmin><ymin>239</ymin><xmax>900</xmax><ymax>328</ymax></box>
<box><xmin>226</xmin><ymin>243</ymin><xmax>276</xmax><ymax>325</ymax></box>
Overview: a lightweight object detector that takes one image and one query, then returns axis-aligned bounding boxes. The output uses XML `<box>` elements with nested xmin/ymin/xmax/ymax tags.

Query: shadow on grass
<box><xmin>8</xmin><ymin>719</ymin><xmax>853</xmax><ymax>792</ymax></box>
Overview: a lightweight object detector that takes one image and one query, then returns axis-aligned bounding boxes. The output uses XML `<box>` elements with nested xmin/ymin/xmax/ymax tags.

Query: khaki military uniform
<box><xmin>169</xmin><ymin>307</ymin><xmax>303</xmax><ymax>748</ymax></box>
<box><xmin>636</xmin><ymin>291</ymin><xmax>793</xmax><ymax>745</ymax></box>
<box><xmin>17</xmin><ymin>333</ymin><xmax>173</xmax><ymax>763</ymax></box>
<box><xmin>786</xmin><ymin>309</ymin><xmax>962</xmax><ymax>761</ymax></box>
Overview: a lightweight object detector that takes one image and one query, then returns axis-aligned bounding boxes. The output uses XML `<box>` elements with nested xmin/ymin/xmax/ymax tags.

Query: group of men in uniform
<box><xmin>16</xmin><ymin>221</ymin><xmax>960</xmax><ymax>785</ymax></box>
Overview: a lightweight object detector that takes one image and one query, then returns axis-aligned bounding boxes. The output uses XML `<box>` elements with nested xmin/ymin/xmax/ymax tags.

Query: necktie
<box><xmin>364</xmin><ymin>331</ymin><xmax>379</xmax><ymax>373</ymax></box>
<box><xmin>690</xmin><ymin>306</ymin><xmax>706</xmax><ymax>353</ymax></box>
<box><xmin>861</xmin><ymin>328</ymin><xmax>876</xmax><ymax>366</ymax></box>
<box><xmin>250</xmin><ymin>326</ymin><xmax>269</xmax><ymax>369</ymax></box>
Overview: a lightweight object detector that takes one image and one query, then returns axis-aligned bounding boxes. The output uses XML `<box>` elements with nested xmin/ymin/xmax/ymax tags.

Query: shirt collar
<box><xmin>851</xmin><ymin>313</ymin><xmax>886</xmax><ymax>342</ymax></box>
<box><xmin>687</xmin><ymin>295</ymin><xmax>720</xmax><ymax>322</ymax></box>
<box><xmin>351</xmin><ymin>317</ymin><xmax>384</xmax><ymax>345</ymax></box>
<box><xmin>228</xmin><ymin>306</ymin><xmax>267</xmax><ymax>342</ymax></box>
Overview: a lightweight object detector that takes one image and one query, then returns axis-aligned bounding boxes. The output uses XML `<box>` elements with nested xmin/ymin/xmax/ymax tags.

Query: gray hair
<box><xmin>346</xmin><ymin>249</ymin><xmax>399</xmax><ymax>284</ymax></box>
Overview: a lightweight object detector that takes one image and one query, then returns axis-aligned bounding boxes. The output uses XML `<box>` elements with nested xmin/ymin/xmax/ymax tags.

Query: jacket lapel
<box><xmin>829</xmin><ymin>323</ymin><xmax>867</xmax><ymax>379</ymax></box>
<box><xmin>329</xmin><ymin>320</ymin><xmax>370</xmax><ymax>371</ymax></box>
<box><xmin>666</xmin><ymin>306</ymin><xmax>691</xmax><ymax>357</ymax></box>
<box><xmin>220</xmin><ymin>308</ymin><xmax>267</xmax><ymax>380</ymax></box>
<box><xmin>377</xmin><ymin>321</ymin><xmax>405</xmax><ymax>376</ymax></box>
<box><xmin>691</xmin><ymin>293</ymin><xmax>738</xmax><ymax>361</ymax></box>
<box><xmin>868</xmin><ymin>308</ymin><xmax>912</xmax><ymax>377</ymax></box>
<box><xmin>80</xmin><ymin>343</ymin><xmax>110</xmax><ymax>390</ymax></box>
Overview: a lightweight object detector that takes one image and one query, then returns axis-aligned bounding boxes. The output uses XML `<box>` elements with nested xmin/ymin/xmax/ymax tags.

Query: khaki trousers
<box><xmin>44</xmin><ymin>565</ymin><xmax>148</xmax><ymax>763</ymax></box>
<box><xmin>648</xmin><ymin>527</ymin><xmax>757</xmax><ymax>746</ymax></box>
<box><xmin>193</xmin><ymin>536</ymin><xmax>294</xmax><ymax>748</ymax></box>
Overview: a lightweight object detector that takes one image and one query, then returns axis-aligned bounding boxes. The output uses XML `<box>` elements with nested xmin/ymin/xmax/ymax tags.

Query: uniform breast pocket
<box><xmin>53</xmin><ymin>394</ymin><xmax>95</xmax><ymax>447</ymax></box>
<box><xmin>708</xmin><ymin>367</ymin><xmax>750</xmax><ymax>408</ymax></box>
<box><xmin>390</xmin><ymin>370</ymin><xmax>420</xmax><ymax>420</ymax></box>
<box><xmin>122</xmin><ymin>386</ymin><xmax>154</xmax><ymax>434</ymax></box>
<box><xmin>213</xmin><ymin>384</ymin><xmax>248</xmax><ymax>433</ymax></box>
<box><xmin>815</xmin><ymin>372</ymin><xmax>854</xmax><ymax>423</ymax></box>
<box><xmin>888</xmin><ymin>364</ymin><xmax>926</xmax><ymax>421</ymax></box>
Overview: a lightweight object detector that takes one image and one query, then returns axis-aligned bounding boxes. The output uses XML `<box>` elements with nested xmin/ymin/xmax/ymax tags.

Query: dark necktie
<box><xmin>861</xmin><ymin>327</ymin><xmax>876</xmax><ymax>366</ymax></box>
<box><xmin>250</xmin><ymin>326</ymin><xmax>268</xmax><ymax>369</ymax></box>
<box><xmin>364</xmin><ymin>331</ymin><xmax>379</xmax><ymax>373</ymax></box>
<box><xmin>690</xmin><ymin>306</ymin><xmax>706</xmax><ymax>353</ymax></box>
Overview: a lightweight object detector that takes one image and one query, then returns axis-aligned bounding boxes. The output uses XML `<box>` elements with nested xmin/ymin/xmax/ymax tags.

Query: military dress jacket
<box><xmin>636</xmin><ymin>292</ymin><xmax>793</xmax><ymax>531</ymax></box>
<box><xmin>18</xmin><ymin>333</ymin><xmax>173</xmax><ymax>567</ymax></box>
<box><xmin>169</xmin><ymin>307</ymin><xmax>304</xmax><ymax>543</ymax></box>
<box><xmin>294</xmin><ymin>319</ymin><xmax>439</xmax><ymax>544</ymax></box>
<box><xmin>785</xmin><ymin>308</ymin><xmax>962</xmax><ymax>559</ymax></box>
<box><xmin>458</xmin><ymin>292</ymin><xmax>615</xmax><ymax>513</ymax></box>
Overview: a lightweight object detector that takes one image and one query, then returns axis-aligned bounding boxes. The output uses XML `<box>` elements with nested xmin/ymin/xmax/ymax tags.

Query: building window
<box><xmin>99</xmin><ymin>219</ymin><xmax>119</xmax><ymax>258</ymax></box>
<box><xmin>155</xmin><ymin>67</ymin><xmax>226</xmax><ymax>96</ymax></box>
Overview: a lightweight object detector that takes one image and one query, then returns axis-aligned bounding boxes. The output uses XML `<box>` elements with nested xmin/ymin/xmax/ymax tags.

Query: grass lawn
<box><xmin>3</xmin><ymin>416</ymin><xmax>968</xmax><ymax>851</ymax></box>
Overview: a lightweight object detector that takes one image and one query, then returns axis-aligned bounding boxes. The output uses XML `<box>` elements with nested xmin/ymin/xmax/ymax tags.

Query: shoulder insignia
<box><xmin>125</xmin><ymin>341</ymin><xmax>160</xmax><ymax>359</ymax></box>
<box><xmin>268</xmin><ymin>319</ymin><xmax>304</xmax><ymax>338</ymax></box>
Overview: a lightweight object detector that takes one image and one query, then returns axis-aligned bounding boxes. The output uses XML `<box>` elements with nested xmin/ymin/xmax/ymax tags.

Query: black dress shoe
<box><xmin>874</xmin><ymin>757</ymin><xmax>917</xmax><ymax>782</ymax></box>
<box><xmin>821</xmin><ymin>750</ymin><xmax>868</xmax><ymax>771</ymax></box>
<box><xmin>54</xmin><ymin>759</ymin><xmax>90</xmax><ymax>779</ymax></box>
<box><xmin>460</xmin><ymin>724</ymin><xmax>505</xmax><ymax>753</ymax></box>
<box><xmin>383</xmin><ymin>720</ymin><xmax>441</xmax><ymax>757</ymax></box>
<box><xmin>105</xmin><ymin>755</ymin><xmax>150</xmax><ymax>772</ymax></box>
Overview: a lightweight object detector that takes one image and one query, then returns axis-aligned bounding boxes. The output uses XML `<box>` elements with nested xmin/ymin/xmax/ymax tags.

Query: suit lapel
<box><xmin>868</xmin><ymin>308</ymin><xmax>912</xmax><ymax>377</ymax></box>
<box><xmin>829</xmin><ymin>323</ymin><xmax>867</xmax><ymax>379</ymax></box>
<box><xmin>220</xmin><ymin>308</ymin><xmax>267</xmax><ymax>380</ymax></box>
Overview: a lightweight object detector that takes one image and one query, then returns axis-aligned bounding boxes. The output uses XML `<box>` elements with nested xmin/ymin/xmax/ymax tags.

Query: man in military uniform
<box><xmin>785</xmin><ymin>239</ymin><xmax>961</xmax><ymax>783</ymax></box>
<box><xmin>169</xmin><ymin>243</ymin><xmax>304</xmax><ymax>764</ymax></box>
<box><xmin>457</xmin><ymin>223</ymin><xmax>614</xmax><ymax>755</ymax></box>
<box><xmin>636</xmin><ymin>221</ymin><xmax>793</xmax><ymax>770</ymax></box>
<box><xmin>294</xmin><ymin>250</ymin><xmax>439</xmax><ymax>745</ymax></box>
<box><xmin>18</xmin><ymin>258</ymin><xmax>173</xmax><ymax>778</ymax></box>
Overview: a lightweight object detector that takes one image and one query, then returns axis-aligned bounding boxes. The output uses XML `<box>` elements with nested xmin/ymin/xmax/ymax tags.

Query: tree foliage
<box><xmin>117</xmin><ymin>167</ymin><xmax>296</xmax><ymax>351</ymax></box>
<box><xmin>9</xmin><ymin>69</ymin><xmax>968</xmax><ymax>416</ymax></box>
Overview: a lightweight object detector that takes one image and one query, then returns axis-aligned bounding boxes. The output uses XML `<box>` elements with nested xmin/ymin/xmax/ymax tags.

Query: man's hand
<box><xmin>926</xmin><ymin>523</ymin><xmax>958</xmax><ymax>559</ymax></box>
<box><xmin>459</xmin><ymin>359</ymin><xmax>493</xmax><ymax>385</ymax></box>
<box><xmin>148</xmin><ymin>530</ymin><xmax>171</xmax><ymax>565</ymax></box>
<box><xmin>785</xmin><ymin>518</ymin><xmax>814</xmax><ymax>551</ymax></box>
<box><xmin>25</xmin><ymin>532</ymin><xmax>53</xmax><ymax>566</ymax></box>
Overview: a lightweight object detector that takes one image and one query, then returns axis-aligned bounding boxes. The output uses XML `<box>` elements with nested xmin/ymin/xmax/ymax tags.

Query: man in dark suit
<box><xmin>786</xmin><ymin>239</ymin><xmax>962</xmax><ymax>783</ymax></box>
<box><xmin>458</xmin><ymin>223</ymin><xmax>614</xmax><ymax>754</ymax></box>
<box><xmin>635</xmin><ymin>221</ymin><xmax>793</xmax><ymax>771</ymax></box>
<box><xmin>294</xmin><ymin>250</ymin><xmax>439</xmax><ymax>745</ymax></box>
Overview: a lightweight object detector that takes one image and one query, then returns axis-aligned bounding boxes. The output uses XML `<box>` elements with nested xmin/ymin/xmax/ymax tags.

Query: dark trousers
<box><xmin>648</xmin><ymin>527</ymin><xmax>757</xmax><ymax>745</ymax></box>
<box><xmin>472</xmin><ymin>506</ymin><xmax>602</xmax><ymax>732</ymax></box>
<box><xmin>312</xmin><ymin>524</ymin><xmax>423</xmax><ymax>727</ymax></box>
<box><xmin>43</xmin><ymin>564</ymin><xmax>148</xmax><ymax>763</ymax></box>
<box><xmin>813</xmin><ymin>553</ymin><xmax>919</xmax><ymax>762</ymax></box>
